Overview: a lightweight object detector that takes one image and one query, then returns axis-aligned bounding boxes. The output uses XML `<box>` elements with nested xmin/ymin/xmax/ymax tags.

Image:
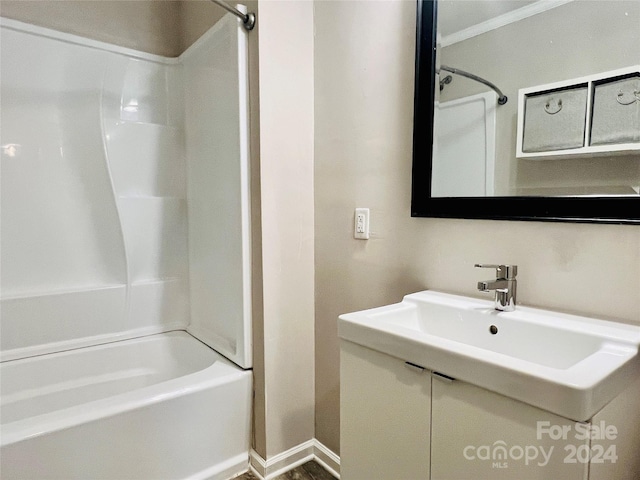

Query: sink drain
<box><xmin>489</xmin><ymin>325</ymin><xmax>498</xmax><ymax>334</ymax></box>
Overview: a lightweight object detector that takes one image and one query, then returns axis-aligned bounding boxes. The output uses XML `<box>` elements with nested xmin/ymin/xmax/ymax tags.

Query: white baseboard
<box><xmin>311</xmin><ymin>440</ymin><xmax>340</xmax><ymax>479</ymax></box>
<box><xmin>249</xmin><ymin>439</ymin><xmax>340</xmax><ymax>479</ymax></box>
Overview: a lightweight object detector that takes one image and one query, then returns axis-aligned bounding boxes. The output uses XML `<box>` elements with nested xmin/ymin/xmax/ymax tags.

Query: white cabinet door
<box><xmin>340</xmin><ymin>340</ymin><xmax>431</xmax><ymax>480</ymax></box>
<box><xmin>589</xmin><ymin>376</ymin><xmax>640</xmax><ymax>480</ymax></box>
<box><xmin>431</xmin><ymin>376</ymin><xmax>588</xmax><ymax>480</ymax></box>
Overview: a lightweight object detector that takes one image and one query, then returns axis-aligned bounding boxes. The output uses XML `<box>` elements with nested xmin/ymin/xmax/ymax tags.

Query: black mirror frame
<box><xmin>411</xmin><ymin>0</ymin><xmax>640</xmax><ymax>225</ymax></box>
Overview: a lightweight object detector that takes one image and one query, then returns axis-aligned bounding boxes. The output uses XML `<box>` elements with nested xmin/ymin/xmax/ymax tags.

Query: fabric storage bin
<box><xmin>590</xmin><ymin>74</ymin><xmax>640</xmax><ymax>146</ymax></box>
<box><xmin>522</xmin><ymin>85</ymin><xmax>588</xmax><ymax>152</ymax></box>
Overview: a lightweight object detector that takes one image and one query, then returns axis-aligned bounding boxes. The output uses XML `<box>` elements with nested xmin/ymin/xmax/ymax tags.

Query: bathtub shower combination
<box><xmin>1</xmin><ymin>12</ymin><xmax>253</xmax><ymax>480</ymax></box>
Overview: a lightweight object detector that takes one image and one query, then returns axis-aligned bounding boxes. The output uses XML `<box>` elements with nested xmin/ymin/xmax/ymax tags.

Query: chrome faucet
<box><xmin>475</xmin><ymin>264</ymin><xmax>518</xmax><ymax>311</ymax></box>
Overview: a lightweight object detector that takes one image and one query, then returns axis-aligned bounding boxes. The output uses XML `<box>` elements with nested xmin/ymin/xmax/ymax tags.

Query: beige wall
<box><xmin>0</xmin><ymin>0</ymin><xmax>225</xmax><ymax>57</ymax></box>
<box><xmin>439</xmin><ymin>1</ymin><xmax>640</xmax><ymax>195</ymax></box>
<box><xmin>179</xmin><ymin>0</ymin><xmax>226</xmax><ymax>52</ymax></box>
<box><xmin>246</xmin><ymin>0</ymin><xmax>266</xmax><ymax>458</ymax></box>
<box><xmin>1</xmin><ymin>0</ymin><xmax>183</xmax><ymax>56</ymax></box>
<box><xmin>257</xmin><ymin>0</ymin><xmax>316</xmax><ymax>459</ymax></box>
<box><xmin>314</xmin><ymin>0</ymin><xmax>640</xmax><ymax>455</ymax></box>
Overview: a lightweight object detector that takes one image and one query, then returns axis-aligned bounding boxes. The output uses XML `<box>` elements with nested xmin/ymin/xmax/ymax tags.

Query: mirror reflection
<box><xmin>433</xmin><ymin>0</ymin><xmax>640</xmax><ymax>198</ymax></box>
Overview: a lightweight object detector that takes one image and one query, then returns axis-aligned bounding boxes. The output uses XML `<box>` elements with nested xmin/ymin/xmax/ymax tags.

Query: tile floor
<box><xmin>234</xmin><ymin>460</ymin><xmax>337</xmax><ymax>480</ymax></box>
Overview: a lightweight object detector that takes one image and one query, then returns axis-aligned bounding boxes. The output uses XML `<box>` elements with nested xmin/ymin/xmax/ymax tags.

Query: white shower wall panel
<box><xmin>0</xmin><ymin>287</ymin><xmax>127</xmax><ymax>358</ymax></box>
<box><xmin>102</xmin><ymin>121</ymin><xmax>185</xmax><ymax>197</ymax></box>
<box><xmin>101</xmin><ymin>54</ymin><xmax>183</xmax><ymax>128</ymax></box>
<box><xmin>100</xmin><ymin>53</ymin><xmax>185</xmax><ymax>201</ymax></box>
<box><xmin>183</xmin><ymin>16</ymin><xmax>252</xmax><ymax>369</ymax></box>
<box><xmin>0</xmin><ymin>25</ymin><xmax>127</xmax><ymax>297</ymax></box>
<box><xmin>118</xmin><ymin>197</ymin><xmax>188</xmax><ymax>283</ymax></box>
<box><xmin>0</xmin><ymin>20</ymin><xmax>188</xmax><ymax>360</ymax></box>
<box><xmin>1</xmin><ymin>16</ymin><xmax>251</xmax><ymax>367</ymax></box>
<box><xmin>129</xmin><ymin>280</ymin><xmax>190</xmax><ymax>330</ymax></box>
<box><xmin>100</xmin><ymin>52</ymin><xmax>190</xmax><ymax>346</ymax></box>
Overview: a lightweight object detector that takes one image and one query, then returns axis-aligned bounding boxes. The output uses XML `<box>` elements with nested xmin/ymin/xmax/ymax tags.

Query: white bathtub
<box><xmin>0</xmin><ymin>331</ymin><xmax>252</xmax><ymax>480</ymax></box>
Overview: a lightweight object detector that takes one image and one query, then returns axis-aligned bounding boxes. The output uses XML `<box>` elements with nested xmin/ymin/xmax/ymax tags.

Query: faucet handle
<box><xmin>475</xmin><ymin>264</ymin><xmax>518</xmax><ymax>279</ymax></box>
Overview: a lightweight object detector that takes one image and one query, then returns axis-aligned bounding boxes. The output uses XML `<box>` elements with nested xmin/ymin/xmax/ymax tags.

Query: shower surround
<box><xmin>0</xmin><ymin>13</ymin><xmax>252</xmax><ymax>480</ymax></box>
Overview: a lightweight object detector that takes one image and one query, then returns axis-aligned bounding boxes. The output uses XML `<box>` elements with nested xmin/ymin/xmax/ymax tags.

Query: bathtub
<box><xmin>0</xmin><ymin>331</ymin><xmax>252</xmax><ymax>480</ymax></box>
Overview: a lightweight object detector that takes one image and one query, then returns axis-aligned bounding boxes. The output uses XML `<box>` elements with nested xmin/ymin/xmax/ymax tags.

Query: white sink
<box><xmin>338</xmin><ymin>290</ymin><xmax>640</xmax><ymax>421</ymax></box>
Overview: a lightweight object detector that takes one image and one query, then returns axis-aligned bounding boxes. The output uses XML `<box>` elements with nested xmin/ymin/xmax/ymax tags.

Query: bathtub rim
<box><xmin>0</xmin><ymin>321</ymin><xmax>188</xmax><ymax>363</ymax></box>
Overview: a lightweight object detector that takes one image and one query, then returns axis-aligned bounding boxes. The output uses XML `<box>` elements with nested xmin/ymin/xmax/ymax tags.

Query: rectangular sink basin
<box><xmin>338</xmin><ymin>290</ymin><xmax>640</xmax><ymax>421</ymax></box>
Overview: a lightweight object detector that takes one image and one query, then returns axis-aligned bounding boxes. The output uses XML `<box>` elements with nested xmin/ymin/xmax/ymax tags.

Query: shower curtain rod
<box><xmin>438</xmin><ymin>65</ymin><xmax>508</xmax><ymax>105</ymax></box>
<box><xmin>209</xmin><ymin>0</ymin><xmax>256</xmax><ymax>31</ymax></box>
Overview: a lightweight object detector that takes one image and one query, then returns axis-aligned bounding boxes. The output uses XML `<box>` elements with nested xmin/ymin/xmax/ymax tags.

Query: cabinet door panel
<box><xmin>340</xmin><ymin>341</ymin><xmax>431</xmax><ymax>480</ymax></box>
<box><xmin>589</xmin><ymin>376</ymin><xmax>640</xmax><ymax>480</ymax></box>
<box><xmin>431</xmin><ymin>377</ymin><xmax>587</xmax><ymax>480</ymax></box>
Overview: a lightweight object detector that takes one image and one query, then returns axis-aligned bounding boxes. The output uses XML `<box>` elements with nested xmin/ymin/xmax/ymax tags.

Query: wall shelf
<box><xmin>516</xmin><ymin>65</ymin><xmax>640</xmax><ymax>160</ymax></box>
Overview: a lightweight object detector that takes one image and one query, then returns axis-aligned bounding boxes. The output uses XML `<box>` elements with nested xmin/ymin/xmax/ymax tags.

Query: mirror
<box><xmin>412</xmin><ymin>0</ymin><xmax>640</xmax><ymax>223</ymax></box>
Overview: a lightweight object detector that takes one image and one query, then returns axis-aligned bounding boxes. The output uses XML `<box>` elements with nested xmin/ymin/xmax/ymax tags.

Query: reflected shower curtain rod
<box><xmin>209</xmin><ymin>0</ymin><xmax>256</xmax><ymax>31</ymax></box>
<box><xmin>438</xmin><ymin>65</ymin><xmax>508</xmax><ymax>105</ymax></box>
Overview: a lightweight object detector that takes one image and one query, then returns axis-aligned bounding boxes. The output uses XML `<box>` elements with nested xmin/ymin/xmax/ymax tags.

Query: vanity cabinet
<box><xmin>341</xmin><ymin>339</ymin><xmax>640</xmax><ymax>480</ymax></box>
<box><xmin>430</xmin><ymin>376</ymin><xmax>586</xmax><ymax>479</ymax></box>
<box><xmin>340</xmin><ymin>340</ymin><xmax>431</xmax><ymax>480</ymax></box>
<box><xmin>588</xmin><ymin>376</ymin><xmax>640</xmax><ymax>480</ymax></box>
